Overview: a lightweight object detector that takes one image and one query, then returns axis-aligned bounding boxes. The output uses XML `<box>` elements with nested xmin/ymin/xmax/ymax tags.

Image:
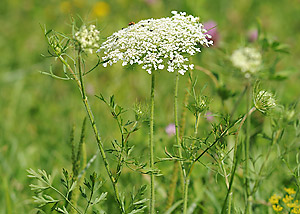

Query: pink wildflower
<box><xmin>165</xmin><ymin>123</ymin><xmax>176</xmax><ymax>136</ymax></box>
<box><xmin>203</xmin><ymin>20</ymin><xmax>220</xmax><ymax>47</ymax></box>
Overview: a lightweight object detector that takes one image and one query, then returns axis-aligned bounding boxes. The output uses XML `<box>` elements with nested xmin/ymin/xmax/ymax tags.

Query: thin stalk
<box><xmin>183</xmin><ymin>112</ymin><xmax>200</xmax><ymax>213</ymax></box>
<box><xmin>84</xmin><ymin>185</ymin><xmax>95</xmax><ymax>213</ymax></box>
<box><xmin>149</xmin><ymin>73</ymin><xmax>156</xmax><ymax>214</ymax></box>
<box><xmin>230</xmin><ymin>85</ymin><xmax>248</xmax><ymax>120</ymax></box>
<box><xmin>166</xmin><ymin>73</ymin><xmax>191</xmax><ymax>209</ymax></box>
<box><xmin>174</xmin><ymin>71</ymin><xmax>190</xmax><ymax>213</ymax></box>
<box><xmin>195</xmin><ymin>65</ymin><xmax>219</xmax><ymax>88</ymax></box>
<box><xmin>222</xmin><ymin>107</ymin><xmax>256</xmax><ymax>214</ymax></box>
<box><xmin>221</xmin><ymin>106</ymin><xmax>256</xmax><ymax>214</ymax></box>
<box><xmin>49</xmin><ymin>185</ymin><xmax>82</xmax><ymax>214</ymax></box>
<box><xmin>174</xmin><ymin>71</ymin><xmax>184</xmax><ymax>173</ymax></box>
<box><xmin>250</xmin><ymin>129</ymin><xmax>283</xmax><ymax>195</ymax></box>
<box><xmin>244</xmin><ymin>82</ymin><xmax>251</xmax><ymax>214</ymax></box>
<box><xmin>58</xmin><ymin>54</ymin><xmax>123</xmax><ymax>212</ymax></box>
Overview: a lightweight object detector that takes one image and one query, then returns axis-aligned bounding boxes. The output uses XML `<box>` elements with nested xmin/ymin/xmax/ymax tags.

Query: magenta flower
<box><xmin>205</xmin><ymin>111</ymin><xmax>214</xmax><ymax>122</ymax></box>
<box><xmin>203</xmin><ymin>20</ymin><xmax>220</xmax><ymax>47</ymax></box>
<box><xmin>165</xmin><ymin>123</ymin><xmax>176</xmax><ymax>136</ymax></box>
<box><xmin>248</xmin><ymin>29</ymin><xmax>258</xmax><ymax>42</ymax></box>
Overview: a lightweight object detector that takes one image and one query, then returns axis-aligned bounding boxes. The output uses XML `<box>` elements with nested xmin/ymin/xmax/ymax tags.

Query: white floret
<box><xmin>98</xmin><ymin>11</ymin><xmax>213</xmax><ymax>74</ymax></box>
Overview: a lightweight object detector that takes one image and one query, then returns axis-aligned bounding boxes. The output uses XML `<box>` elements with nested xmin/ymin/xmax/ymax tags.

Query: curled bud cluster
<box><xmin>98</xmin><ymin>11</ymin><xmax>213</xmax><ymax>75</ymax></box>
<box><xmin>254</xmin><ymin>90</ymin><xmax>276</xmax><ymax>113</ymax></box>
<box><xmin>230</xmin><ymin>47</ymin><xmax>262</xmax><ymax>78</ymax></box>
<box><xmin>74</xmin><ymin>25</ymin><xmax>100</xmax><ymax>54</ymax></box>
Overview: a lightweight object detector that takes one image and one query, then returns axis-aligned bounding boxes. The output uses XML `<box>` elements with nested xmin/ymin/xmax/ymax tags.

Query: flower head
<box><xmin>272</xmin><ymin>204</ymin><xmax>283</xmax><ymax>212</ymax></box>
<box><xmin>285</xmin><ymin>188</ymin><xmax>296</xmax><ymax>195</ymax></box>
<box><xmin>248</xmin><ymin>29</ymin><xmax>258</xmax><ymax>43</ymax></box>
<box><xmin>205</xmin><ymin>111</ymin><xmax>214</xmax><ymax>122</ymax></box>
<box><xmin>269</xmin><ymin>194</ymin><xmax>281</xmax><ymax>204</ymax></box>
<box><xmin>283</xmin><ymin>194</ymin><xmax>294</xmax><ymax>204</ymax></box>
<box><xmin>74</xmin><ymin>25</ymin><xmax>100</xmax><ymax>53</ymax></box>
<box><xmin>98</xmin><ymin>11</ymin><xmax>213</xmax><ymax>75</ymax></box>
<box><xmin>203</xmin><ymin>20</ymin><xmax>220</xmax><ymax>47</ymax></box>
<box><xmin>254</xmin><ymin>90</ymin><xmax>276</xmax><ymax>114</ymax></box>
<box><xmin>230</xmin><ymin>47</ymin><xmax>262</xmax><ymax>78</ymax></box>
<box><xmin>165</xmin><ymin>123</ymin><xmax>176</xmax><ymax>136</ymax></box>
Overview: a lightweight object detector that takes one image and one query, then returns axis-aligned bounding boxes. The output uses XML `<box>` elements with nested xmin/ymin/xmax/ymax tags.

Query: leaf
<box><xmin>132</xmin><ymin>198</ymin><xmax>148</xmax><ymax>205</ymax></box>
<box><xmin>69</xmin><ymin>181</ymin><xmax>77</xmax><ymax>193</ymax></box>
<box><xmin>56</xmin><ymin>206</ymin><xmax>69</xmax><ymax>214</ymax></box>
<box><xmin>79</xmin><ymin>186</ymin><xmax>87</xmax><ymax>199</ymax></box>
<box><xmin>163</xmin><ymin>200</ymin><xmax>183</xmax><ymax>214</ymax></box>
<box><xmin>127</xmin><ymin>206</ymin><xmax>147</xmax><ymax>214</ymax></box>
<box><xmin>92</xmin><ymin>192</ymin><xmax>107</xmax><ymax>205</ymax></box>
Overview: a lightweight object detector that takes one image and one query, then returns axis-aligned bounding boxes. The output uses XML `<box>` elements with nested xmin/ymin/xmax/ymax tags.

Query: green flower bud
<box><xmin>254</xmin><ymin>90</ymin><xmax>276</xmax><ymax>114</ymax></box>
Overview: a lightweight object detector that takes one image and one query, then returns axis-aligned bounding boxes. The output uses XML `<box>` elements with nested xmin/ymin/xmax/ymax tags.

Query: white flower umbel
<box><xmin>75</xmin><ymin>25</ymin><xmax>100</xmax><ymax>54</ymax></box>
<box><xmin>98</xmin><ymin>11</ymin><xmax>213</xmax><ymax>75</ymax></box>
<box><xmin>230</xmin><ymin>47</ymin><xmax>262</xmax><ymax>78</ymax></box>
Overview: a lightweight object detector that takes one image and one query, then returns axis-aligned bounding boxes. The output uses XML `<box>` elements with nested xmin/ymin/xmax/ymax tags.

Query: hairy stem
<box><xmin>58</xmin><ymin>54</ymin><xmax>123</xmax><ymax>212</ymax></box>
<box><xmin>174</xmin><ymin>72</ymin><xmax>189</xmax><ymax>213</ymax></box>
<box><xmin>166</xmin><ymin>73</ymin><xmax>191</xmax><ymax>209</ymax></box>
<box><xmin>149</xmin><ymin>73</ymin><xmax>156</xmax><ymax>214</ymax></box>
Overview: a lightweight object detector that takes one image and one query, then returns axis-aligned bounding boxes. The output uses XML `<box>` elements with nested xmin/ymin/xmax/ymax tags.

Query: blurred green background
<box><xmin>1</xmin><ymin>0</ymin><xmax>300</xmax><ymax>213</ymax></box>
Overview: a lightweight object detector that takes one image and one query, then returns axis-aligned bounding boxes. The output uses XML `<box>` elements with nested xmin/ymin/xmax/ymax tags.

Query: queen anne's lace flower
<box><xmin>98</xmin><ymin>11</ymin><xmax>213</xmax><ymax>75</ymax></box>
<box><xmin>75</xmin><ymin>25</ymin><xmax>100</xmax><ymax>54</ymax></box>
<box><xmin>230</xmin><ymin>47</ymin><xmax>262</xmax><ymax>78</ymax></box>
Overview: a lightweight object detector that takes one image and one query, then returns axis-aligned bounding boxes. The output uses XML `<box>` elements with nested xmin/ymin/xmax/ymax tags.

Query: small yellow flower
<box><xmin>288</xmin><ymin>202</ymin><xmax>298</xmax><ymax>208</ymax></box>
<box><xmin>291</xmin><ymin>207</ymin><xmax>300</xmax><ymax>214</ymax></box>
<box><xmin>283</xmin><ymin>195</ymin><xmax>294</xmax><ymax>204</ymax></box>
<box><xmin>269</xmin><ymin>194</ymin><xmax>282</xmax><ymax>204</ymax></box>
<box><xmin>92</xmin><ymin>2</ymin><xmax>110</xmax><ymax>17</ymax></box>
<box><xmin>284</xmin><ymin>188</ymin><xmax>296</xmax><ymax>195</ymax></box>
<box><xmin>272</xmin><ymin>204</ymin><xmax>283</xmax><ymax>212</ymax></box>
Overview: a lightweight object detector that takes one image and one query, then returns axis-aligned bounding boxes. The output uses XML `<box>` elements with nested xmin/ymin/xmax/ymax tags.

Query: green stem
<box><xmin>174</xmin><ymin>72</ymin><xmax>184</xmax><ymax>173</ymax></box>
<box><xmin>221</xmin><ymin>106</ymin><xmax>256</xmax><ymax>214</ymax></box>
<box><xmin>183</xmin><ymin>178</ymin><xmax>189</xmax><ymax>214</ymax></box>
<box><xmin>244</xmin><ymin>82</ymin><xmax>252</xmax><ymax>214</ymax></box>
<box><xmin>149</xmin><ymin>73</ymin><xmax>155</xmax><ymax>214</ymax></box>
<box><xmin>183</xmin><ymin>113</ymin><xmax>200</xmax><ymax>213</ymax></box>
<box><xmin>166</xmin><ymin>74</ymin><xmax>191</xmax><ymax>209</ymax></box>
<box><xmin>174</xmin><ymin>72</ymin><xmax>189</xmax><ymax>213</ymax></box>
<box><xmin>84</xmin><ymin>185</ymin><xmax>94</xmax><ymax>213</ymax></box>
<box><xmin>58</xmin><ymin>54</ymin><xmax>123</xmax><ymax>212</ymax></box>
<box><xmin>50</xmin><ymin>186</ymin><xmax>82</xmax><ymax>214</ymax></box>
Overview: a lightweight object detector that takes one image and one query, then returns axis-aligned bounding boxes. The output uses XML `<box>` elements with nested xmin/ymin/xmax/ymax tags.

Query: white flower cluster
<box><xmin>98</xmin><ymin>11</ymin><xmax>213</xmax><ymax>75</ymax></box>
<box><xmin>75</xmin><ymin>25</ymin><xmax>100</xmax><ymax>54</ymax></box>
<box><xmin>254</xmin><ymin>90</ymin><xmax>276</xmax><ymax>113</ymax></box>
<box><xmin>230</xmin><ymin>47</ymin><xmax>262</xmax><ymax>78</ymax></box>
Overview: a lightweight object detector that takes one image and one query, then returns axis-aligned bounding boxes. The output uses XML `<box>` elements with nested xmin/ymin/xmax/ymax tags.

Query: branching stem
<box><xmin>57</xmin><ymin>53</ymin><xmax>123</xmax><ymax>212</ymax></box>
